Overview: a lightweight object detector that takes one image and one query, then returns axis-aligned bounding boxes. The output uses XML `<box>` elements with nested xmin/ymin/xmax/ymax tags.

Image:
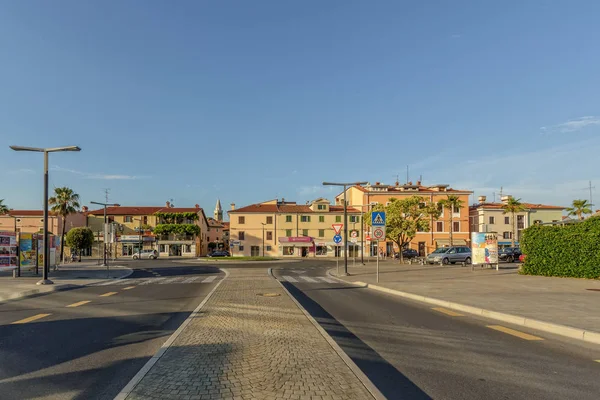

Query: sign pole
<box><xmin>336</xmin><ymin>246</ymin><xmax>339</xmax><ymax>276</ymax></box>
<box><xmin>376</xmin><ymin>241</ymin><xmax>379</xmax><ymax>283</ymax></box>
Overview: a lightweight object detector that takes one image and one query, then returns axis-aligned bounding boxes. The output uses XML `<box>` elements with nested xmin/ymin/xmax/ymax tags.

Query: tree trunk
<box><xmin>511</xmin><ymin>212</ymin><xmax>516</xmax><ymax>247</ymax></box>
<box><xmin>60</xmin><ymin>217</ymin><xmax>66</xmax><ymax>264</ymax></box>
<box><xmin>449</xmin><ymin>215</ymin><xmax>453</xmax><ymax>247</ymax></box>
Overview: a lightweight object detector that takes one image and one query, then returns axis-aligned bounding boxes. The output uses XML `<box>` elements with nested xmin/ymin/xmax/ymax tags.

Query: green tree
<box><xmin>501</xmin><ymin>197</ymin><xmax>526</xmax><ymax>247</ymax></box>
<box><xmin>0</xmin><ymin>199</ymin><xmax>9</xmax><ymax>215</ymax></box>
<box><xmin>438</xmin><ymin>195</ymin><xmax>464</xmax><ymax>247</ymax></box>
<box><xmin>65</xmin><ymin>227</ymin><xmax>94</xmax><ymax>260</ymax></box>
<box><xmin>566</xmin><ymin>199</ymin><xmax>592</xmax><ymax>220</ymax></box>
<box><xmin>49</xmin><ymin>187</ymin><xmax>81</xmax><ymax>263</ymax></box>
<box><xmin>364</xmin><ymin>196</ymin><xmax>440</xmax><ymax>262</ymax></box>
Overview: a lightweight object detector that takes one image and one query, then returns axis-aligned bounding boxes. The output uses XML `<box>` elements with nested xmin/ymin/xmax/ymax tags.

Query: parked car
<box><xmin>426</xmin><ymin>246</ymin><xmax>472</xmax><ymax>265</ymax></box>
<box><xmin>498</xmin><ymin>247</ymin><xmax>522</xmax><ymax>263</ymax></box>
<box><xmin>209</xmin><ymin>250</ymin><xmax>230</xmax><ymax>257</ymax></box>
<box><xmin>132</xmin><ymin>249</ymin><xmax>158</xmax><ymax>260</ymax></box>
<box><xmin>394</xmin><ymin>249</ymin><xmax>419</xmax><ymax>260</ymax></box>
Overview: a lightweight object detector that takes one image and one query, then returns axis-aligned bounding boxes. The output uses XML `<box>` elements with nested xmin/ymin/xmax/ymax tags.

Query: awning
<box><xmin>435</xmin><ymin>239</ymin><xmax>467</xmax><ymax>246</ymax></box>
<box><xmin>280</xmin><ymin>243</ymin><xmax>313</xmax><ymax>248</ymax></box>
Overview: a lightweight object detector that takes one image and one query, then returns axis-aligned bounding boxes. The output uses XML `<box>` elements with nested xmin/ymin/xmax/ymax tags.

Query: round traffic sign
<box><xmin>365</xmin><ymin>235</ymin><xmax>371</xmax><ymax>241</ymax></box>
<box><xmin>350</xmin><ymin>230</ymin><xmax>358</xmax><ymax>238</ymax></box>
<box><xmin>373</xmin><ymin>227</ymin><xmax>385</xmax><ymax>240</ymax></box>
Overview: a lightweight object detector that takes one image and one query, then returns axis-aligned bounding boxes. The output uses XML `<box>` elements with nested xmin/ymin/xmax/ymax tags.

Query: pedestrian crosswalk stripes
<box><xmin>282</xmin><ymin>275</ymin><xmax>298</xmax><ymax>282</ymax></box>
<box><xmin>299</xmin><ymin>276</ymin><xmax>317</xmax><ymax>283</ymax></box>
<box><xmin>278</xmin><ymin>276</ymin><xmax>341</xmax><ymax>284</ymax></box>
<box><xmin>203</xmin><ymin>276</ymin><xmax>217</xmax><ymax>283</ymax></box>
<box><xmin>93</xmin><ymin>275</ymin><xmax>220</xmax><ymax>287</ymax></box>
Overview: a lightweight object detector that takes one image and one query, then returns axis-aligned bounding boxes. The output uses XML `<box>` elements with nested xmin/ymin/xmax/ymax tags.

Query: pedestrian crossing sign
<box><xmin>372</xmin><ymin>212</ymin><xmax>386</xmax><ymax>226</ymax></box>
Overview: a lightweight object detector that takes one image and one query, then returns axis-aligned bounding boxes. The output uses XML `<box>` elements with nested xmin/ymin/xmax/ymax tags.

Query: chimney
<box><xmin>416</xmin><ymin>180</ymin><xmax>421</xmax><ymax>186</ymax></box>
<box><xmin>375</xmin><ymin>182</ymin><xmax>380</xmax><ymax>185</ymax></box>
<box><xmin>478</xmin><ymin>196</ymin><xmax>486</xmax><ymax>203</ymax></box>
<box><xmin>166</xmin><ymin>201</ymin><xmax>171</xmax><ymax>208</ymax></box>
<box><xmin>195</xmin><ymin>204</ymin><xmax>200</xmax><ymax>210</ymax></box>
<box><xmin>230</xmin><ymin>203</ymin><xmax>235</xmax><ymax>210</ymax></box>
<box><xmin>81</xmin><ymin>206</ymin><xmax>89</xmax><ymax>212</ymax></box>
<box><xmin>501</xmin><ymin>195</ymin><xmax>512</xmax><ymax>204</ymax></box>
<box><xmin>408</xmin><ymin>181</ymin><xmax>413</xmax><ymax>185</ymax></box>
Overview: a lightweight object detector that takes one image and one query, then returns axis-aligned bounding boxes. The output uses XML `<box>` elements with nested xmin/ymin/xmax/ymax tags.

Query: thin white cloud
<box><xmin>51</xmin><ymin>165</ymin><xmax>150</xmax><ymax>180</ymax></box>
<box><xmin>541</xmin><ymin>116</ymin><xmax>600</xmax><ymax>134</ymax></box>
<box><xmin>297</xmin><ymin>185</ymin><xmax>334</xmax><ymax>197</ymax></box>
<box><xmin>7</xmin><ymin>168</ymin><xmax>36</xmax><ymax>175</ymax></box>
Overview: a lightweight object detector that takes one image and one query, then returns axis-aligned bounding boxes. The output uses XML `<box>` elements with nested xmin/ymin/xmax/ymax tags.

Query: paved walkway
<box><xmin>125</xmin><ymin>268</ymin><xmax>373</xmax><ymax>400</ymax></box>
<box><xmin>336</xmin><ymin>262</ymin><xmax>600</xmax><ymax>334</ymax></box>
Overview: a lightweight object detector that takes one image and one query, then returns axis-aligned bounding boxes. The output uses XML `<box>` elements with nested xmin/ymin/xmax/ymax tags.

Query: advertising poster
<box><xmin>19</xmin><ymin>233</ymin><xmax>35</xmax><ymax>267</ymax></box>
<box><xmin>471</xmin><ymin>232</ymin><xmax>499</xmax><ymax>265</ymax></box>
<box><xmin>0</xmin><ymin>231</ymin><xmax>18</xmax><ymax>270</ymax></box>
<box><xmin>38</xmin><ymin>237</ymin><xmax>44</xmax><ymax>266</ymax></box>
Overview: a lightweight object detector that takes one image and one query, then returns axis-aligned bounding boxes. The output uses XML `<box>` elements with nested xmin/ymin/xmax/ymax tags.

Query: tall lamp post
<box><xmin>261</xmin><ymin>223</ymin><xmax>266</xmax><ymax>257</ymax></box>
<box><xmin>10</xmin><ymin>145</ymin><xmax>81</xmax><ymax>285</ymax></box>
<box><xmin>90</xmin><ymin>200</ymin><xmax>120</xmax><ymax>266</ymax></box>
<box><xmin>134</xmin><ymin>218</ymin><xmax>143</xmax><ymax>257</ymax></box>
<box><xmin>322</xmin><ymin>181</ymin><xmax>368</xmax><ymax>276</ymax></box>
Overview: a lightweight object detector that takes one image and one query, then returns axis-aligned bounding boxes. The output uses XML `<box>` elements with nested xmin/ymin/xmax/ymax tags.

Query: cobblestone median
<box><xmin>126</xmin><ymin>269</ymin><xmax>373</xmax><ymax>400</ymax></box>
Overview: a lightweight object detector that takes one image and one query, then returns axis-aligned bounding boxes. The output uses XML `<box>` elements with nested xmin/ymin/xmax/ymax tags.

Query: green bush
<box><xmin>154</xmin><ymin>224</ymin><xmax>201</xmax><ymax>236</ymax></box>
<box><xmin>65</xmin><ymin>227</ymin><xmax>94</xmax><ymax>253</ymax></box>
<box><xmin>520</xmin><ymin>216</ymin><xmax>600</xmax><ymax>279</ymax></box>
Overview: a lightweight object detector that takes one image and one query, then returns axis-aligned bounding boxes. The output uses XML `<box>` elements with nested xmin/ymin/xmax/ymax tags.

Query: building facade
<box><xmin>0</xmin><ymin>210</ymin><xmax>87</xmax><ymax>235</ymax></box>
<box><xmin>469</xmin><ymin>195</ymin><xmax>565</xmax><ymax>247</ymax></box>
<box><xmin>228</xmin><ymin>198</ymin><xmax>361</xmax><ymax>257</ymax></box>
<box><xmin>335</xmin><ymin>182</ymin><xmax>473</xmax><ymax>256</ymax></box>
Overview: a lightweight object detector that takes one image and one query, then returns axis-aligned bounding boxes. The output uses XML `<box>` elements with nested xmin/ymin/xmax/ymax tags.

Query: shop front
<box><xmin>278</xmin><ymin>236</ymin><xmax>315</xmax><ymax>257</ymax></box>
<box><xmin>119</xmin><ymin>235</ymin><xmax>155</xmax><ymax>256</ymax></box>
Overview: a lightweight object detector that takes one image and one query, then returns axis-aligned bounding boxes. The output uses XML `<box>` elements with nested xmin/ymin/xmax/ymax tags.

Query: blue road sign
<box><xmin>372</xmin><ymin>211</ymin><xmax>386</xmax><ymax>226</ymax></box>
<box><xmin>333</xmin><ymin>234</ymin><xmax>342</xmax><ymax>244</ymax></box>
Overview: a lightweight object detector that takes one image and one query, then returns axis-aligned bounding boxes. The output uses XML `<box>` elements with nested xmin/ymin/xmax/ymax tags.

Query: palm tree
<box><xmin>0</xmin><ymin>199</ymin><xmax>9</xmax><ymax>215</ymax></box>
<box><xmin>49</xmin><ymin>187</ymin><xmax>80</xmax><ymax>263</ymax></box>
<box><xmin>501</xmin><ymin>197</ymin><xmax>526</xmax><ymax>247</ymax></box>
<box><xmin>566</xmin><ymin>199</ymin><xmax>592</xmax><ymax>220</ymax></box>
<box><xmin>439</xmin><ymin>195</ymin><xmax>464</xmax><ymax>247</ymax></box>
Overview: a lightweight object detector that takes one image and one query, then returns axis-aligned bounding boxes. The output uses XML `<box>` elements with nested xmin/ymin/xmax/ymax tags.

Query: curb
<box><xmin>326</xmin><ymin>269</ymin><xmax>368</xmax><ymax>287</ymax></box>
<box><xmin>0</xmin><ymin>283</ymin><xmax>79</xmax><ymax>303</ymax></box>
<box><xmin>269</xmin><ymin>268</ymin><xmax>385</xmax><ymax>400</ymax></box>
<box><xmin>345</xmin><ymin>277</ymin><xmax>600</xmax><ymax>346</ymax></box>
<box><xmin>113</xmin><ymin>268</ymin><xmax>229</xmax><ymax>400</ymax></box>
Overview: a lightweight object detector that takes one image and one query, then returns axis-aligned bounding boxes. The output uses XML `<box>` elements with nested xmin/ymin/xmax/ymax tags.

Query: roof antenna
<box><xmin>104</xmin><ymin>188</ymin><xmax>110</xmax><ymax>203</ymax></box>
<box><xmin>406</xmin><ymin>165</ymin><xmax>409</xmax><ymax>184</ymax></box>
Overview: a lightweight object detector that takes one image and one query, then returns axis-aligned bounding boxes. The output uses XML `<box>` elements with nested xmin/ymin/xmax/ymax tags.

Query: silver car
<box><xmin>132</xmin><ymin>249</ymin><xmax>158</xmax><ymax>260</ymax></box>
<box><xmin>426</xmin><ymin>246</ymin><xmax>471</xmax><ymax>265</ymax></box>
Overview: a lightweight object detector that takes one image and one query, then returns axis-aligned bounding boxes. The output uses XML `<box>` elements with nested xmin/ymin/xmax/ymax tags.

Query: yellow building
<box><xmin>87</xmin><ymin>202</ymin><xmax>209</xmax><ymax>258</ymax></box>
<box><xmin>228</xmin><ymin>198</ymin><xmax>361</xmax><ymax>257</ymax></box>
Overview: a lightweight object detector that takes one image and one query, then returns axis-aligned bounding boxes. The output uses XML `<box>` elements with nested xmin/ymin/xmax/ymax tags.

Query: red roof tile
<box><xmin>228</xmin><ymin>204</ymin><xmax>279</xmax><ymax>213</ymax></box>
<box><xmin>228</xmin><ymin>202</ymin><xmax>360</xmax><ymax>214</ymax></box>
<box><xmin>88</xmin><ymin>206</ymin><xmax>205</xmax><ymax>216</ymax></box>
<box><xmin>471</xmin><ymin>202</ymin><xmax>564</xmax><ymax>210</ymax></box>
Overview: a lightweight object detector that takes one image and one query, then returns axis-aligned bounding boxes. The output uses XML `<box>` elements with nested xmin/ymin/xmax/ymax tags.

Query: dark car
<box><xmin>394</xmin><ymin>249</ymin><xmax>419</xmax><ymax>260</ymax></box>
<box><xmin>499</xmin><ymin>247</ymin><xmax>522</xmax><ymax>262</ymax></box>
<box><xmin>209</xmin><ymin>250</ymin><xmax>230</xmax><ymax>257</ymax></box>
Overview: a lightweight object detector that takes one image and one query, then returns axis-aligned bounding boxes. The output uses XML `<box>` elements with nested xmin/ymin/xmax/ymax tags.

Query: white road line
<box><xmin>300</xmin><ymin>276</ymin><xmax>317</xmax><ymax>283</ymax></box>
<box><xmin>317</xmin><ymin>277</ymin><xmax>337</xmax><ymax>283</ymax></box>
<box><xmin>159</xmin><ymin>277</ymin><xmax>184</xmax><ymax>284</ymax></box>
<box><xmin>291</xmin><ymin>270</ymin><xmax>306</xmax><ymax>274</ymax></box>
<box><xmin>115</xmin><ymin>279</ymin><xmax>139</xmax><ymax>285</ymax></box>
<box><xmin>202</xmin><ymin>276</ymin><xmax>217</xmax><ymax>283</ymax></box>
<box><xmin>281</xmin><ymin>276</ymin><xmax>298</xmax><ymax>283</ymax></box>
<box><xmin>96</xmin><ymin>280</ymin><xmax>118</xmax><ymax>286</ymax></box>
<box><xmin>182</xmin><ymin>276</ymin><xmax>202</xmax><ymax>283</ymax></box>
<box><xmin>139</xmin><ymin>277</ymin><xmax>167</xmax><ymax>285</ymax></box>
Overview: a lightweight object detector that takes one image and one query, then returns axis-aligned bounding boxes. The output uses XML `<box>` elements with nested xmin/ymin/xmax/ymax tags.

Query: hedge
<box><xmin>520</xmin><ymin>216</ymin><xmax>600</xmax><ymax>279</ymax></box>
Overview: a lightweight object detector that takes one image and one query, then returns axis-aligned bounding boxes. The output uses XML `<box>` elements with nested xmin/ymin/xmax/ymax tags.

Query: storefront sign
<box><xmin>0</xmin><ymin>231</ymin><xmax>18</xmax><ymax>270</ymax></box>
<box><xmin>278</xmin><ymin>237</ymin><xmax>313</xmax><ymax>243</ymax></box>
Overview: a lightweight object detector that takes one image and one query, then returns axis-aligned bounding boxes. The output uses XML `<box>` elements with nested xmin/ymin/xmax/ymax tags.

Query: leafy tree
<box><xmin>364</xmin><ymin>196</ymin><xmax>440</xmax><ymax>262</ymax></box>
<box><xmin>154</xmin><ymin>224</ymin><xmax>201</xmax><ymax>236</ymax></box>
<box><xmin>501</xmin><ymin>197</ymin><xmax>526</xmax><ymax>247</ymax></box>
<box><xmin>438</xmin><ymin>195</ymin><xmax>464</xmax><ymax>247</ymax></box>
<box><xmin>49</xmin><ymin>187</ymin><xmax>81</xmax><ymax>263</ymax></box>
<box><xmin>0</xmin><ymin>199</ymin><xmax>9</xmax><ymax>215</ymax></box>
<box><xmin>208</xmin><ymin>242</ymin><xmax>217</xmax><ymax>251</ymax></box>
<box><xmin>566</xmin><ymin>199</ymin><xmax>592</xmax><ymax>220</ymax></box>
<box><xmin>65</xmin><ymin>227</ymin><xmax>94</xmax><ymax>259</ymax></box>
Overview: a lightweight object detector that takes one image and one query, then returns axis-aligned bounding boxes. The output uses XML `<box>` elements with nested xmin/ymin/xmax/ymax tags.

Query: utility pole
<box><xmin>91</xmin><ymin>200</ymin><xmax>120</xmax><ymax>267</ymax></box>
<box><xmin>581</xmin><ymin>181</ymin><xmax>596</xmax><ymax>216</ymax></box>
<box><xmin>322</xmin><ymin>181</ymin><xmax>368</xmax><ymax>276</ymax></box>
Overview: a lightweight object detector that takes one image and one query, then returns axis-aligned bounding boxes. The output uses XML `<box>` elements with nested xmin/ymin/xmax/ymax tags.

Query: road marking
<box><xmin>159</xmin><ymin>277</ymin><xmax>182</xmax><ymax>284</ymax></box>
<box><xmin>432</xmin><ymin>307</ymin><xmax>464</xmax><ymax>317</ymax></box>
<box><xmin>281</xmin><ymin>276</ymin><xmax>298</xmax><ymax>283</ymax></box>
<box><xmin>12</xmin><ymin>313</ymin><xmax>51</xmax><ymax>324</ymax></box>
<box><xmin>66</xmin><ymin>301</ymin><xmax>91</xmax><ymax>308</ymax></box>
<box><xmin>97</xmin><ymin>280</ymin><xmax>118</xmax><ymax>286</ymax></box>
<box><xmin>140</xmin><ymin>277</ymin><xmax>167</xmax><ymax>285</ymax></box>
<box><xmin>99</xmin><ymin>292</ymin><xmax>118</xmax><ymax>297</ymax></box>
<box><xmin>291</xmin><ymin>270</ymin><xmax>306</xmax><ymax>274</ymax></box>
<box><xmin>487</xmin><ymin>325</ymin><xmax>544</xmax><ymax>341</ymax></box>
<box><xmin>299</xmin><ymin>276</ymin><xmax>317</xmax><ymax>283</ymax></box>
<box><xmin>122</xmin><ymin>286</ymin><xmax>136</xmax><ymax>290</ymax></box>
<box><xmin>595</xmin><ymin>360</ymin><xmax>600</xmax><ymax>363</ymax></box>
<box><xmin>182</xmin><ymin>276</ymin><xmax>202</xmax><ymax>283</ymax></box>
<box><xmin>316</xmin><ymin>277</ymin><xmax>337</xmax><ymax>283</ymax></box>
<box><xmin>202</xmin><ymin>276</ymin><xmax>217</xmax><ymax>283</ymax></box>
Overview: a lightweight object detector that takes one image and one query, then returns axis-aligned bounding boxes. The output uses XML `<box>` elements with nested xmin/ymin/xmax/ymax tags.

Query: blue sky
<box><xmin>2</xmin><ymin>1</ymin><xmax>599</xmax><ymax>217</ymax></box>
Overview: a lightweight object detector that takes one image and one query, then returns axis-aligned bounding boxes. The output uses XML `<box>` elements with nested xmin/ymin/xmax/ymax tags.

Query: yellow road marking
<box><xmin>66</xmin><ymin>301</ymin><xmax>91</xmax><ymax>308</ymax></box>
<box><xmin>122</xmin><ymin>286</ymin><xmax>136</xmax><ymax>290</ymax></box>
<box><xmin>432</xmin><ymin>307</ymin><xmax>464</xmax><ymax>317</ymax></box>
<box><xmin>595</xmin><ymin>360</ymin><xmax>600</xmax><ymax>363</ymax></box>
<box><xmin>487</xmin><ymin>325</ymin><xmax>544</xmax><ymax>341</ymax></box>
<box><xmin>12</xmin><ymin>313</ymin><xmax>51</xmax><ymax>324</ymax></box>
<box><xmin>99</xmin><ymin>292</ymin><xmax>118</xmax><ymax>297</ymax></box>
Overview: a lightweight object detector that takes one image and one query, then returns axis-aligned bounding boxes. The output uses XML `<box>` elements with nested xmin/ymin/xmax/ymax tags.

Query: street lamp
<box><xmin>90</xmin><ymin>200</ymin><xmax>120</xmax><ymax>266</ymax></box>
<box><xmin>322</xmin><ymin>181</ymin><xmax>368</xmax><ymax>276</ymax></box>
<box><xmin>134</xmin><ymin>218</ymin><xmax>143</xmax><ymax>257</ymax></box>
<box><xmin>10</xmin><ymin>145</ymin><xmax>81</xmax><ymax>285</ymax></box>
<box><xmin>261</xmin><ymin>223</ymin><xmax>266</xmax><ymax>257</ymax></box>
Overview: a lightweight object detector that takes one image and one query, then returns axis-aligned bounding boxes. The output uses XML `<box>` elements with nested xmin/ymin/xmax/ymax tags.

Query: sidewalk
<box><xmin>0</xmin><ymin>264</ymin><xmax>132</xmax><ymax>302</ymax></box>
<box><xmin>334</xmin><ymin>262</ymin><xmax>600</xmax><ymax>341</ymax></box>
<box><xmin>120</xmin><ymin>268</ymin><xmax>375</xmax><ymax>400</ymax></box>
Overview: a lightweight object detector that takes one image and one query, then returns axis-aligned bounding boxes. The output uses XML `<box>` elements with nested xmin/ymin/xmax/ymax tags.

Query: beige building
<box><xmin>228</xmin><ymin>198</ymin><xmax>361</xmax><ymax>257</ymax></box>
<box><xmin>469</xmin><ymin>195</ymin><xmax>565</xmax><ymax>247</ymax></box>
<box><xmin>0</xmin><ymin>210</ymin><xmax>87</xmax><ymax>235</ymax></box>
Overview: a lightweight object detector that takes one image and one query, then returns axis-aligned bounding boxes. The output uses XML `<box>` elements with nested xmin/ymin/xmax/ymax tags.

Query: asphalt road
<box><xmin>272</xmin><ymin>261</ymin><xmax>600</xmax><ymax>400</ymax></box>
<box><xmin>0</xmin><ymin>260</ymin><xmax>224</xmax><ymax>400</ymax></box>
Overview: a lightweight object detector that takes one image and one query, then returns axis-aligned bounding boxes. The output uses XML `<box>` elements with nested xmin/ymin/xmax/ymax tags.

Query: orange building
<box><xmin>335</xmin><ymin>181</ymin><xmax>473</xmax><ymax>257</ymax></box>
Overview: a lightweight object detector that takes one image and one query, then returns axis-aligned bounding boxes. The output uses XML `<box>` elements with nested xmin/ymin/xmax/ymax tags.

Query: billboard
<box><xmin>0</xmin><ymin>231</ymin><xmax>18</xmax><ymax>270</ymax></box>
<box><xmin>19</xmin><ymin>233</ymin><xmax>35</xmax><ymax>267</ymax></box>
<box><xmin>471</xmin><ymin>232</ymin><xmax>499</xmax><ymax>265</ymax></box>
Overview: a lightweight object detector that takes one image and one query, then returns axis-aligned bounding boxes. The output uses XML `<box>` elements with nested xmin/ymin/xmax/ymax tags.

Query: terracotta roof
<box><xmin>228</xmin><ymin>204</ymin><xmax>279</xmax><ymax>213</ymax></box>
<box><xmin>7</xmin><ymin>210</ymin><xmax>59</xmax><ymax>217</ymax></box>
<box><xmin>88</xmin><ymin>206</ymin><xmax>204</xmax><ymax>216</ymax></box>
<box><xmin>228</xmin><ymin>202</ymin><xmax>360</xmax><ymax>214</ymax></box>
<box><xmin>470</xmin><ymin>202</ymin><xmax>564</xmax><ymax>210</ymax></box>
<box><xmin>207</xmin><ymin>218</ymin><xmax>224</xmax><ymax>227</ymax></box>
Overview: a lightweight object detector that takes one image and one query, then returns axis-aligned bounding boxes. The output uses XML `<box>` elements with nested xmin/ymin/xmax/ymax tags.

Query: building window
<box><xmin>504</xmin><ymin>216</ymin><xmax>510</xmax><ymax>224</ymax></box>
<box><xmin>316</xmin><ymin>246</ymin><xmax>328</xmax><ymax>256</ymax></box>
<box><xmin>317</xmin><ymin>204</ymin><xmax>326</xmax><ymax>210</ymax></box>
<box><xmin>534</xmin><ymin>220</ymin><xmax>542</xmax><ymax>225</ymax></box>
<box><xmin>283</xmin><ymin>246</ymin><xmax>294</xmax><ymax>255</ymax></box>
<box><xmin>239</xmin><ymin>245</ymin><xmax>244</xmax><ymax>251</ymax></box>
<box><xmin>302</xmin><ymin>229</ymin><xmax>309</xmax><ymax>236</ymax></box>
<box><xmin>238</xmin><ymin>216</ymin><xmax>245</xmax><ymax>224</ymax></box>
<box><xmin>285</xmin><ymin>229</ymin><xmax>292</xmax><ymax>237</ymax></box>
<box><xmin>300</xmin><ymin>215</ymin><xmax>311</xmax><ymax>222</ymax></box>
<box><xmin>318</xmin><ymin>229</ymin><xmax>325</xmax><ymax>237</ymax></box>
<box><xmin>503</xmin><ymin>231</ymin><xmax>512</xmax><ymax>239</ymax></box>
<box><xmin>143</xmin><ymin>216</ymin><xmax>148</xmax><ymax>224</ymax></box>
<box><xmin>453</xmin><ymin>221</ymin><xmax>460</xmax><ymax>232</ymax></box>
<box><xmin>124</xmin><ymin>216</ymin><xmax>132</xmax><ymax>222</ymax></box>
<box><xmin>436</xmin><ymin>221</ymin><xmax>444</xmax><ymax>232</ymax></box>
<box><xmin>160</xmin><ymin>244</ymin><xmax>167</xmax><ymax>252</ymax></box>
<box><xmin>349</xmin><ymin>216</ymin><xmax>360</xmax><ymax>223</ymax></box>
<box><xmin>452</xmin><ymin>205</ymin><xmax>460</xmax><ymax>214</ymax></box>
<box><xmin>239</xmin><ymin>231</ymin><xmax>245</xmax><ymax>240</ymax></box>
<box><xmin>489</xmin><ymin>216</ymin><xmax>495</xmax><ymax>224</ymax></box>
<box><xmin>319</xmin><ymin>216</ymin><xmax>325</xmax><ymax>223</ymax></box>
<box><xmin>266</xmin><ymin>216</ymin><xmax>273</xmax><ymax>224</ymax></box>
<box><xmin>517</xmin><ymin>215</ymin><xmax>525</xmax><ymax>229</ymax></box>
<box><xmin>285</xmin><ymin>215</ymin><xmax>292</xmax><ymax>223</ymax></box>
<box><xmin>335</xmin><ymin>216</ymin><xmax>342</xmax><ymax>223</ymax></box>
<box><xmin>266</xmin><ymin>245</ymin><xmax>272</xmax><ymax>251</ymax></box>
<box><xmin>266</xmin><ymin>231</ymin><xmax>273</xmax><ymax>240</ymax></box>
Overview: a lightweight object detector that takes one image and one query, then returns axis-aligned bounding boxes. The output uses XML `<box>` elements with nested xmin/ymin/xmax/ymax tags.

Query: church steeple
<box><xmin>214</xmin><ymin>199</ymin><xmax>223</xmax><ymax>222</ymax></box>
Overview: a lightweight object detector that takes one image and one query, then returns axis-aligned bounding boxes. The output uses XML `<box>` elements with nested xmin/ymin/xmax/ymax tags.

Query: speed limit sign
<box><xmin>373</xmin><ymin>227</ymin><xmax>385</xmax><ymax>240</ymax></box>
